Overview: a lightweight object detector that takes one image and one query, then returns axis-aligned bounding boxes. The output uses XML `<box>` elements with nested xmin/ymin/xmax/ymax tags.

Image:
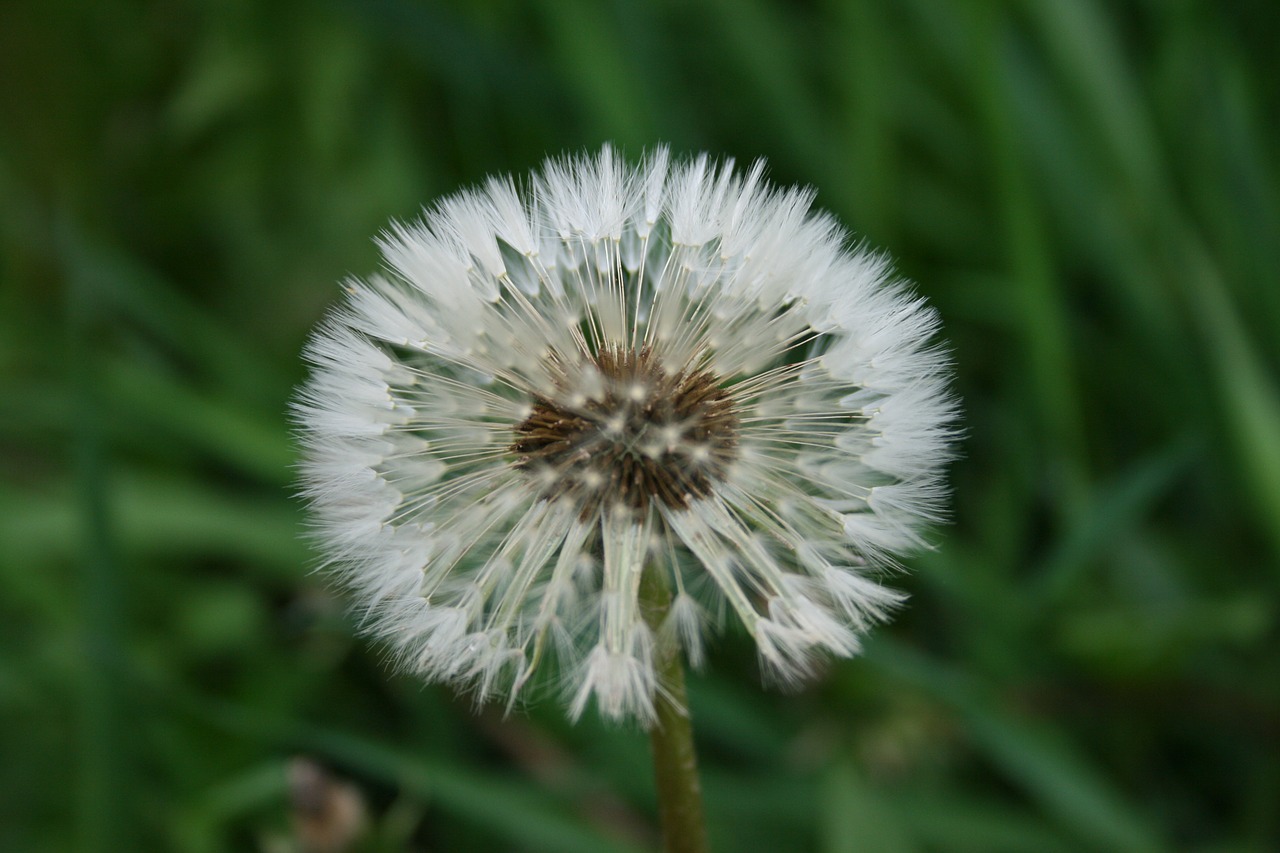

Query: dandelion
<box><xmin>294</xmin><ymin>146</ymin><xmax>956</xmax><ymax>726</ymax></box>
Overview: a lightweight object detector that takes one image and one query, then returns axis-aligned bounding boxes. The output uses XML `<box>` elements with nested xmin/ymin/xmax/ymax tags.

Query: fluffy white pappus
<box><xmin>570</xmin><ymin>631</ymin><xmax>659</xmax><ymax>724</ymax></box>
<box><xmin>294</xmin><ymin>145</ymin><xmax>958</xmax><ymax>725</ymax></box>
<box><xmin>661</xmin><ymin>592</ymin><xmax>708</xmax><ymax>669</ymax></box>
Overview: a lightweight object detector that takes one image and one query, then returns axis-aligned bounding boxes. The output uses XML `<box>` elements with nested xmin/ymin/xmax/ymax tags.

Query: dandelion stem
<box><xmin>640</xmin><ymin>565</ymin><xmax>709</xmax><ymax>853</ymax></box>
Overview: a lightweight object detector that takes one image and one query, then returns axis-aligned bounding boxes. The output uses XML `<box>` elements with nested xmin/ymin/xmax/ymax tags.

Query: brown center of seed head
<box><xmin>511</xmin><ymin>345</ymin><xmax>739</xmax><ymax>515</ymax></box>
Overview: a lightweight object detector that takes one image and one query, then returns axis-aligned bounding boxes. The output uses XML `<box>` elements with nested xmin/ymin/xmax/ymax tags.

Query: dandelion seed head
<box><xmin>294</xmin><ymin>146</ymin><xmax>958</xmax><ymax>723</ymax></box>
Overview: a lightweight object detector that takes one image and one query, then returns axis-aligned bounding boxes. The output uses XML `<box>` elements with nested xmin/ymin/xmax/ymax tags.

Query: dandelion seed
<box><xmin>294</xmin><ymin>146</ymin><xmax>957</xmax><ymax>723</ymax></box>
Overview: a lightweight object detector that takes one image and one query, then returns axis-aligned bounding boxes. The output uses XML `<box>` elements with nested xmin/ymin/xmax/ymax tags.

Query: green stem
<box><xmin>640</xmin><ymin>567</ymin><xmax>709</xmax><ymax>853</ymax></box>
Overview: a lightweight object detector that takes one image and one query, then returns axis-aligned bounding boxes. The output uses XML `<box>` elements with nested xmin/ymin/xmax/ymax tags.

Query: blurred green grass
<box><xmin>2</xmin><ymin>0</ymin><xmax>1278</xmax><ymax>851</ymax></box>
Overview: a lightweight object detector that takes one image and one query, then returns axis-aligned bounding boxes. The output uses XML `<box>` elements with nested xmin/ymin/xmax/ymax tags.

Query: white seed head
<box><xmin>294</xmin><ymin>146</ymin><xmax>958</xmax><ymax>724</ymax></box>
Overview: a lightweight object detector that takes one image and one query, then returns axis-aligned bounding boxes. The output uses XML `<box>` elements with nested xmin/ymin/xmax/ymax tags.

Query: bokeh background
<box><xmin>3</xmin><ymin>1</ymin><xmax>1279</xmax><ymax>851</ymax></box>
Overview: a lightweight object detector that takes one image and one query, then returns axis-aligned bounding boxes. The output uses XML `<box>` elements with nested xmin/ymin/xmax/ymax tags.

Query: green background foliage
<box><xmin>2</xmin><ymin>1</ymin><xmax>1278</xmax><ymax>850</ymax></box>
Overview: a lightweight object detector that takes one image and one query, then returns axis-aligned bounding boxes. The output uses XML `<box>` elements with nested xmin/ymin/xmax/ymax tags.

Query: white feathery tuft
<box><xmin>294</xmin><ymin>146</ymin><xmax>957</xmax><ymax>724</ymax></box>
